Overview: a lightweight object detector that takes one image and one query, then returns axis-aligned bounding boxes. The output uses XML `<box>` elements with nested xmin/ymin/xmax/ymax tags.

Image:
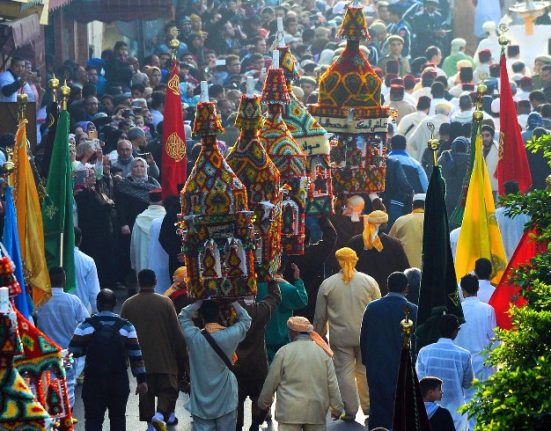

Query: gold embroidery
<box><xmin>168</xmin><ymin>74</ymin><xmax>180</xmax><ymax>96</ymax></box>
<box><xmin>166</xmin><ymin>132</ymin><xmax>186</xmax><ymax>162</ymax></box>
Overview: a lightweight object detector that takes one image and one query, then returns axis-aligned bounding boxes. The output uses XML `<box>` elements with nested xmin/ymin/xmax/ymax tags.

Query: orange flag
<box><xmin>10</xmin><ymin>118</ymin><xmax>51</xmax><ymax>306</ymax></box>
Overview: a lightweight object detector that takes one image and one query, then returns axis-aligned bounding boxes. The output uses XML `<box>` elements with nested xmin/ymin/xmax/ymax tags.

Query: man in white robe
<box><xmin>408</xmin><ymin>102</ymin><xmax>451</xmax><ymax>162</ymax></box>
<box><xmin>454</xmin><ymin>273</ymin><xmax>497</xmax><ymax>429</ymax></box>
<box><xmin>74</xmin><ymin>227</ymin><xmax>101</xmax><ymax>313</ymax></box>
<box><xmin>455</xmin><ymin>274</ymin><xmax>497</xmax><ymax>389</ymax></box>
<box><xmin>474</xmin><ymin>258</ymin><xmax>495</xmax><ymax>303</ymax></box>
<box><xmin>416</xmin><ymin>314</ymin><xmax>474</xmax><ymax>431</ymax></box>
<box><xmin>496</xmin><ymin>181</ymin><xmax>531</xmax><ymax>260</ymax></box>
<box><xmin>397</xmin><ymin>96</ymin><xmax>430</xmax><ymax>140</ymax></box>
<box><xmin>130</xmin><ymin>189</ymin><xmax>166</xmax><ymax>275</ymax></box>
<box><xmin>147</xmin><ymin>216</ymin><xmax>171</xmax><ymax>294</ymax></box>
<box><xmin>474</xmin><ymin>21</ymin><xmax>501</xmax><ymax>65</ymax></box>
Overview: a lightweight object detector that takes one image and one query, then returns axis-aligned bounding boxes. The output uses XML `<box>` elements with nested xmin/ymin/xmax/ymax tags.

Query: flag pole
<box><xmin>472</xmin><ymin>84</ymin><xmax>485</xmax><ymax>127</ymax></box>
<box><xmin>401</xmin><ymin>306</ymin><xmax>414</xmax><ymax>348</ymax></box>
<box><xmin>426</xmin><ymin>122</ymin><xmax>439</xmax><ymax>166</ymax></box>
<box><xmin>169</xmin><ymin>27</ymin><xmax>179</xmax><ymax>61</ymax></box>
<box><xmin>50</xmin><ymin>74</ymin><xmax>59</xmax><ymax>104</ymax></box>
<box><xmin>58</xmin><ymin>81</ymin><xmax>71</xmax><ymax>267</ymax></box>
<box><xmin>17</xmin><ymin>91</ymin><xmax>27</xmax><ymax>122</ymax></box>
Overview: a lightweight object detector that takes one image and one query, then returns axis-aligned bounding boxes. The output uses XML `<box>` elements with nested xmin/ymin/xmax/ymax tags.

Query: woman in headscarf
<box><xmin>145</xmin><ymin>66</ymin><xmax>162</xmax><ymax>90</ymax></box>
<box><xmin>115</xmin><ymin>157</ymin><xmax>160</xmax><ymax>235</ymax></box>
<box><xmin>114</xmin><ymin>157</ymin><xmax>160</xmax><ymax>285</ymax></box>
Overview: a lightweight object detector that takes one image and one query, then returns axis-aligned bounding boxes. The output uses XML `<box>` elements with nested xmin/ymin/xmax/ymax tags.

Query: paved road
<box><xmin>72</xmin><ymin>382</ymin><xmax>368</xmax><ymax>430</ymax></box>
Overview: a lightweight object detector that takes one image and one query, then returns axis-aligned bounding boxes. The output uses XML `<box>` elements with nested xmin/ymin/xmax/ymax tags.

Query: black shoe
<box><xmin>167</xmin><ymin>414</ymin><xmax>178</xmax><ymax>426</ymax></box>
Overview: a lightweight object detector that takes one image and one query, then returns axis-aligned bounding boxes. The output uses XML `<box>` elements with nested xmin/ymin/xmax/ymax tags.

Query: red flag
<box><xmin>489</xmin><ymin>230</ymin><xmax>542</xmax><ymax>329</ymax></box>
<box><xmin>496</xmin><ymin>52</ymin><xmax>532</xmax><ymax>195</ymax></box>
<box><xmin>161</xmin><ymin>61</ymin><xmax>187</xmax><ymax>200</ymax></box>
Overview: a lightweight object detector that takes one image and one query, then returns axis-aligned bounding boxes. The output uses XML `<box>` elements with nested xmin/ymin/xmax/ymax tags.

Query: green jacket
<box><xmin>442</xmin><ymin>52</ymin><xmax>474</xmax><ymax>78</ymax></box>
<box><xmin>256</xmin><ymin>278</ymin><xmax>308</xmax><ymax>361</ymax></box>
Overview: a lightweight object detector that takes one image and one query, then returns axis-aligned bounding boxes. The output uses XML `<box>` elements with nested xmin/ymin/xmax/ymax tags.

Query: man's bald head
<box><xmin>344</xmin><ymin>195</ymin><xmax>365</xmax><ymax>220</ymax></box>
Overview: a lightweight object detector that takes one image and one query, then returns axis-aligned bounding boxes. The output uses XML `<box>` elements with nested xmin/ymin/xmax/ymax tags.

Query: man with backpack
<box><xmin>69</xmin><ymin>288</ymin><xmax>148</xmax><ymax>431</ymax></box>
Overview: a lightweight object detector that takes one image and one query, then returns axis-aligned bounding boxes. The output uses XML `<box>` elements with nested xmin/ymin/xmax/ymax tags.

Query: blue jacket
<box><xmin>360</xmin><ymin>293</ymin><xmax>418</xmax><ymax>429</ymax></box>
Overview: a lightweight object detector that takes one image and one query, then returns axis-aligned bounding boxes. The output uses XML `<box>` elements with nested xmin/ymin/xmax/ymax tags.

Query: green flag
<box><xmin>415</xmin><ymin>165</ymin><xmax>463</xmax><ymax>352</ymax></box>
<box><xmin>42</xmin><ymin>110</ymin><xmax>76</xmax><ymax>291</ymax></box>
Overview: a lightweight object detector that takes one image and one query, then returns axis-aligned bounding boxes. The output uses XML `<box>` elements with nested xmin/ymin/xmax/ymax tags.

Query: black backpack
<box><xmin>84</xmin><ymin>316</ymin><xmax>128</xmax><ymax>377</ymax></box>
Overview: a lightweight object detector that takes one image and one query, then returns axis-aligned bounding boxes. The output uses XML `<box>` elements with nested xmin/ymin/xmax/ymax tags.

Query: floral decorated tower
<box><xmin>14</xmin><ymin>309</ymin><xmax>74</xmax><ymax>431</ymax></box>
<box><xmin>180</xmin><ymin>82</ymin><xmax>257</xmax><ymax>299</ymax></box>
<box><xmin>0</xmin><ymin>283</ymin><xmax>52</xmax><ymax>431</ymax></box>
<box><xmin>259</xmin><ymin>51</ymin><xmax>308</xmax><ymax>255</ymax></box>
<box><xmin>275</xmin><ymin>20</ymin><xmax>333</xmax><ymax>217</ymax></box>
<box><xmin>308</xmin><ymin>2</ymin><xmax>390</xmax><ymax>211</ymax></box>
<box><xmin>226</xmin><ymin>78</ymin><xmax>282</xmax><ymax>281</ymax></box>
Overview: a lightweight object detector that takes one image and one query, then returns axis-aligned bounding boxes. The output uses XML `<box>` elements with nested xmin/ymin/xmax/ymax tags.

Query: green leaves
<box><xmin>464</xmin><ymin>134</ymin><xmax>551</xmax><ymax>430</ymax></box>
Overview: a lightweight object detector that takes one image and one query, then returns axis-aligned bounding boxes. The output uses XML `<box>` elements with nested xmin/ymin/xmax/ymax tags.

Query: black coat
<box><xmin>347</xmin><ymin>233</ymin><xmax>410</xmax><ymax>295</ymax></box>
<box><xmin>430</xmin><ymin>406</ymin><xmax>456</xmax><ymax>431</ymax></box>
<box><xmin>360</xmin><ymin>294</ymin><xmax>418</xmax><ymax>429</ymax></box>
<box><xmin>114</xmin><ymin>177</ymin><xmax>160</xmax><ymax>230</ymax></box>
<box><xmin>284</xmin><ymin>217</ymin><xmax>337</xmax><ymax>321</ymax></box>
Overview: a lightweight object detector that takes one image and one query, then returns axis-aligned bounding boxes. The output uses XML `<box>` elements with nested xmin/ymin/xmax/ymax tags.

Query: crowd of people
<box><xmin>1</xmin><ymin>0</ymin><xmax>551</xmax><ymax>430</ymax></box>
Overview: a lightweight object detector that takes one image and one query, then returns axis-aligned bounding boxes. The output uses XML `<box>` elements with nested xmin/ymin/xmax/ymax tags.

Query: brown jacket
<box><xmin>121</xmin><ymin>290</ymin><xmax>186</xmax><ymax>375</ymax></box>
<box><xmin>235</xmin><ymin>281</ymin><xmax>282</xmax><ymax>395</ymax></box>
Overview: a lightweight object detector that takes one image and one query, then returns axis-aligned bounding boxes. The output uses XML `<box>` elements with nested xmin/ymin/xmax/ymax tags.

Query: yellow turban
<box><xmin>335</xmin><ymin>247</ymin><xmax>358</xmax><ymax>284</ymax></box>
<box><xmin>173</xmin><ymin>266</ymin><xmax>187</xmax><ymax>281</ymax></box>
<box><xmin>165</xmin><ymin>266</ymin><xmax>188</xmax><ymax>297</ymax></box>
<box><xmin>362</xmin><ymin>211</ymin><xmax>389</xmax><ymax>252</ymax></box>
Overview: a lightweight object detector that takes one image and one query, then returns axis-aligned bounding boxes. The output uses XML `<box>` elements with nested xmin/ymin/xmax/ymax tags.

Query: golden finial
<box><xmin>401</xmin><ymin>306</ymin><xmax>414</xmax><ymax>347</ymax></box>
<box><xmin>546</xmin><ymin>175</ymin><xmax>551</xmax><ymax>190</ymax></box>
<box><xmin>474</xmin><ymin>81</ymin><xmax>487</xmax><ymax>120</ymax></box>
<box><xmin>169</xmin><ymin>26</ymin><xmax>180</xmax><ymax>59</ymax></box>
<box><xmin>60</xmin><ymin>80</ymin><xmax>70</xmax><ymax>111</ymax></box>
<box><xmin>3</xmin><ymin>146</ymin><xmax>14</xmax><ymax>174</ymax></box>
<box><xmin>427</xmin><ymin>122</ymin><xmax>439</xmax><ymax>166</ymax></box>
<box><xmin>49</xmin><ymin>74</ymin><xmax>59</xmax><ymax>103</ymax></box>
<box><xmin>498</xmin><ymin>23</ymin><xmax>510</xmax><ymax>48</ymax></box>
<box><xmin>17</xmin><ymin>92</ymin><xmax>28</xmax><ymax>121</ymax></box>
<box><xmin>391</xmin><ymin>109</ymin><xmax>399</xmax><ymax>125</ymax></box>
<box><xmin>498</xmin><ymin>35</ymin><xmax>509</xmax><ymax>47</ymax></box>
<box><xmin>473</xmin><ymin>110</ymin><xmax>484</xmax><ymax>122</ymax></box>
<box><xmin>477</xmin><ymin>82</ymin><xmax>488</xmax><ymax>96</ymax></box>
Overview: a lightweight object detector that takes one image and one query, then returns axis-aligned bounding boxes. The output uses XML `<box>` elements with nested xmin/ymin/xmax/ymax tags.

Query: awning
<box><xmin>0</xmin><ymin>14</ymin><xmax>41</xmax><ymax>55</ymax></box>
<box><xmin>68</xmin><ymin>0</ymin><xmax>171</xmax><ymax>23</ymax></box>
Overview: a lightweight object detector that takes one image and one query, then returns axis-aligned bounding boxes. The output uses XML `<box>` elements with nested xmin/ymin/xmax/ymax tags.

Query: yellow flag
<box><xmin>10</xmin><ymin>118</ymin><xmax>51</xmax><ymax>307</ymax></box>
<box><xmin>455</xmin><ymin>127</ymin><xmax>507</xmax><ymax>284</ymax></box>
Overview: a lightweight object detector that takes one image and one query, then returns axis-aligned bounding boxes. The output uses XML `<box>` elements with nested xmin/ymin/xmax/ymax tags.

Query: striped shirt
<box><xmin>416</xmin><ymin>338</ymin><xmax>474</xmax><ymax>431</ymax></box>
<box><xmin>69</xmin><ymin>311</ymin><xmax>146</xmax><ymax>383</ymax></box>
